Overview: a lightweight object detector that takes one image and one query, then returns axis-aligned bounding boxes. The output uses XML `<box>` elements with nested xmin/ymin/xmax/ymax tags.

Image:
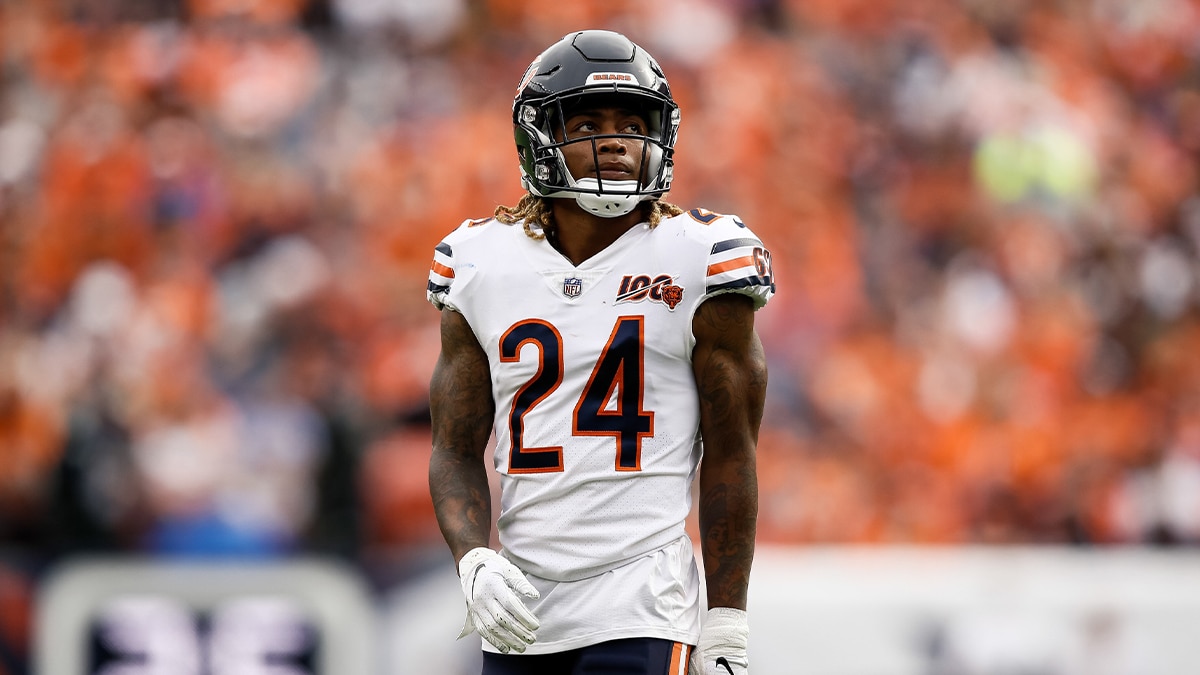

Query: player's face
<box><xmin>557</xmin><ymin>105</ymin><xmax>649</xmax><ymax>185</ymax></box>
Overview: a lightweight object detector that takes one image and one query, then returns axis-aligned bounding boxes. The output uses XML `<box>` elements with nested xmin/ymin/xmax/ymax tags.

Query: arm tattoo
<box><xmin>700</xmin><ymin>482</ymin><xmax>757</xmax><ymax>607</ymax></box>
<box><xmin>694</xmin><ymin>294</ymin><xmax>766</xmax><ymax>610</ymax></box>
<box><xmin>429</xmin><ymin>310</ymin><xmax>496</xmax><ymax>563</ymax></box>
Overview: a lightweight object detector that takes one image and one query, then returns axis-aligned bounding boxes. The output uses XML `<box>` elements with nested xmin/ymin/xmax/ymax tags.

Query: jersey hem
<box><xmin>481</xmin><ymin>626</ymin><xmax>698</xmax><ymax>655</ymax></box>
<box><xmin>503</xmin><ymin>528</ymin><xmax>690</xmax><ymax>583</ymax></box>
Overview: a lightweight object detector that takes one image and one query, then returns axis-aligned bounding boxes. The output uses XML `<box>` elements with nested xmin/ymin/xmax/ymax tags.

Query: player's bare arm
<box><xmin>692</xmin><ymin>293</ymin><xmax>768</xmax><ymax>611</ymax></box>
<box><xmin>429</xmin><ymin>308</ymin><xmax>496</xmax><ymax>563</ymax></box>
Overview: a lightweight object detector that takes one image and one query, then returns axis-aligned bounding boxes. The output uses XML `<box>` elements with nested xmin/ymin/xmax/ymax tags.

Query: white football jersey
<box><xmin>427</xmin><ymin>209</ymin><xmax>774</xmax><ymax>583</ymax></box>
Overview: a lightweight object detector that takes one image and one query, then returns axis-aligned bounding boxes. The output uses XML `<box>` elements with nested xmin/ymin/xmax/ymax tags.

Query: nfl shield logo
<box><xmin>562</xmin><ymin>277</ymin><xmax>583</xmax><ymax>298</ymax></box>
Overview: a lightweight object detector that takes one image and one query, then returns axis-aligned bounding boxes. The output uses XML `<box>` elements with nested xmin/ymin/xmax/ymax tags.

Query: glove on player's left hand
<box><xmin>690</xmin><ymin>607</ymin><xmax>749</xmax><ymax>674</ymax></box>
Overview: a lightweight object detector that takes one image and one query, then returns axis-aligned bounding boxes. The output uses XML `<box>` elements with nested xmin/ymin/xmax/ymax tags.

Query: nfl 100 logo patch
<box><xmin>562</xmin><ymin>276</ymin><xmax>583</xmax><ymax>298</ymax></box>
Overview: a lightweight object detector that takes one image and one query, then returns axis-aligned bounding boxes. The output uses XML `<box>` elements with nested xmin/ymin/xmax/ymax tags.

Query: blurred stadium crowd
<box><xmin>2</xmin><ymin>0</ymin><xmax>1200</xmax><ymax>670</ymax></box>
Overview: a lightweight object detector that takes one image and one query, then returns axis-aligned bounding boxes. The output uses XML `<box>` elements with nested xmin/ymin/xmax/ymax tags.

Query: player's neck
<box><xmin>549</xmin><ymin>201</ymin><xmax>643</xmax><ymax>266</ymax></box>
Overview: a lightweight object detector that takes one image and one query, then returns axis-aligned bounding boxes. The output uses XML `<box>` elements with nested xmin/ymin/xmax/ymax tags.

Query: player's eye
<box><xmin>567</xmin><ymin>120</ymin><xmax>597</xmax><ymax>136</ymax></box>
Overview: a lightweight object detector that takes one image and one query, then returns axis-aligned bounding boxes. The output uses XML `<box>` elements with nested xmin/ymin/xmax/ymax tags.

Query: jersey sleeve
<box><xmin>426</xmin><ymin>237</ymin><xmax>456</xmax><ymax>310</ymax></box>
<box><xmin>701</xmin><ymin>214</ymin><xmax>776</xmax><ymax>309</ymax></box>
<box><xmin>427</xmin><ymin>217</ymin><xmax>497</xmax><ymax>311</ymax></box>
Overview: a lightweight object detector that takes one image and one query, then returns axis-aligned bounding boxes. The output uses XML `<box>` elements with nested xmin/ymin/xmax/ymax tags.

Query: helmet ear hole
<box><xmin>535</xmin><ymin>162</ymin><xmax>556</xmax><ymax>184</ymax></box>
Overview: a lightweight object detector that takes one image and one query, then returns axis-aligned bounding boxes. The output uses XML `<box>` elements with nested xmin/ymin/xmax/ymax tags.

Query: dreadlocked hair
<box><xmin>494</xmin><ymin>194</ymin><xmax>685</xmax><ymax>241</ymax></box>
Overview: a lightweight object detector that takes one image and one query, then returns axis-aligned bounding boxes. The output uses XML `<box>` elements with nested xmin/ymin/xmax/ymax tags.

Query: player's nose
<box><xmin>595</xmin><ymin>130</ymin><xmax>629</xmax><ymax>153</ymax></box>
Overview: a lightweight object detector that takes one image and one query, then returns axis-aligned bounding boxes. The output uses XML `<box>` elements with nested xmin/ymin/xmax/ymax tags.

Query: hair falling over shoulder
<box><xmin>494</xmin><ymin>194</ymin><xmax>684</xmax><ymax>241</ymax></box>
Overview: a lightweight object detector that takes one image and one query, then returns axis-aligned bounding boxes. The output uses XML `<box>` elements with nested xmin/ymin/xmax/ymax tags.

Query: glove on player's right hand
<box><xmin>457</xmin><ymin>547</ymin><xmax>540</xmax><ymax>654</ymax></box>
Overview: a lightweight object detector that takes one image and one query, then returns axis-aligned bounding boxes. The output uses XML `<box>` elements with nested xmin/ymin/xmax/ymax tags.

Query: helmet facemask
<box><xmin>517</xmin><ymin>90</ymin><xmax>678</xmax><ymax>217</ymax></box>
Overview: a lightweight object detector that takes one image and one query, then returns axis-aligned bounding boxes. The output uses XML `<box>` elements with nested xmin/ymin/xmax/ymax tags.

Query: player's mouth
<box><xmin>595</xmin><ymin>163</ymin><xmax>634</xmax><ymax>180</ymax></box>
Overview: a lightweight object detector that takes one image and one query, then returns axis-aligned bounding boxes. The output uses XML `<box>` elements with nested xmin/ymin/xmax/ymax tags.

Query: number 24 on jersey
<box><xmin>500</xmin><ymin>316</ymin><xmax>652</xmax><ymax>474</ymax></box>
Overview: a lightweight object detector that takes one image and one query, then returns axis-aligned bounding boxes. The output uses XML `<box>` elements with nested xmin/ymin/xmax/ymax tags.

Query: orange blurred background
<box><xmin>2</xmin><ymin>0</ymin><xmax>1200</xmax><ymax>671</ymax></box>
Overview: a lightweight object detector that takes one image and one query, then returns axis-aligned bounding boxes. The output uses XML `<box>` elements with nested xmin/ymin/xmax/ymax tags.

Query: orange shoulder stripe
<box><xmin>706</xmin><ymin>255</ymin><xmax>753</xmax><ymax>277</ymax></box>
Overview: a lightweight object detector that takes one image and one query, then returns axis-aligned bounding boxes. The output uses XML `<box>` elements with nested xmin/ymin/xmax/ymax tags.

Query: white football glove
<box><xmin>456</xmin><ymin>547</ymin><xmax>541</xmax><ymax>654</ymax></box>
<box><xmin>690</xmin><ymin>607</ymin><xmax>749</xmax><ymax>674</ymax></box>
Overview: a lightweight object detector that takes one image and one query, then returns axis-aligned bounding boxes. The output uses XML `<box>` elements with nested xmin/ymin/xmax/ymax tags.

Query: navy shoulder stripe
<box><xmin>427</xmin><ymin>280</ymin><xmax>450</xmax><ymax>294</ymax></box>
<box><xmin>706</xmin><ymin>276</ymin><xmax>773</xmax><ymax>294</ymax></box>
<box><xmin>435</xmin><ymin>242</ymin><xmax>453</xmax><ymax>256</ymax></box>
<box><xmin>710</xmin><ymin>238</ymin><xmax>761</xmax><ymax>255</ymax></box>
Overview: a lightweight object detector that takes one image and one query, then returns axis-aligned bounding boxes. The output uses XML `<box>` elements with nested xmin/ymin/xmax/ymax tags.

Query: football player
<box><xmin>427</xmin><ymin>29</ymin><xmax>774</xmax><ymax>675</ymax></box>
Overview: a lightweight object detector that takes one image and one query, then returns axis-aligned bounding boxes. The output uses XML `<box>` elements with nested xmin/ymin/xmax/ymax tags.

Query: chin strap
<box><xmin>572</xmin><ymin>178</ymin><xmax>642</xmax><ymax>217</ymax></box>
